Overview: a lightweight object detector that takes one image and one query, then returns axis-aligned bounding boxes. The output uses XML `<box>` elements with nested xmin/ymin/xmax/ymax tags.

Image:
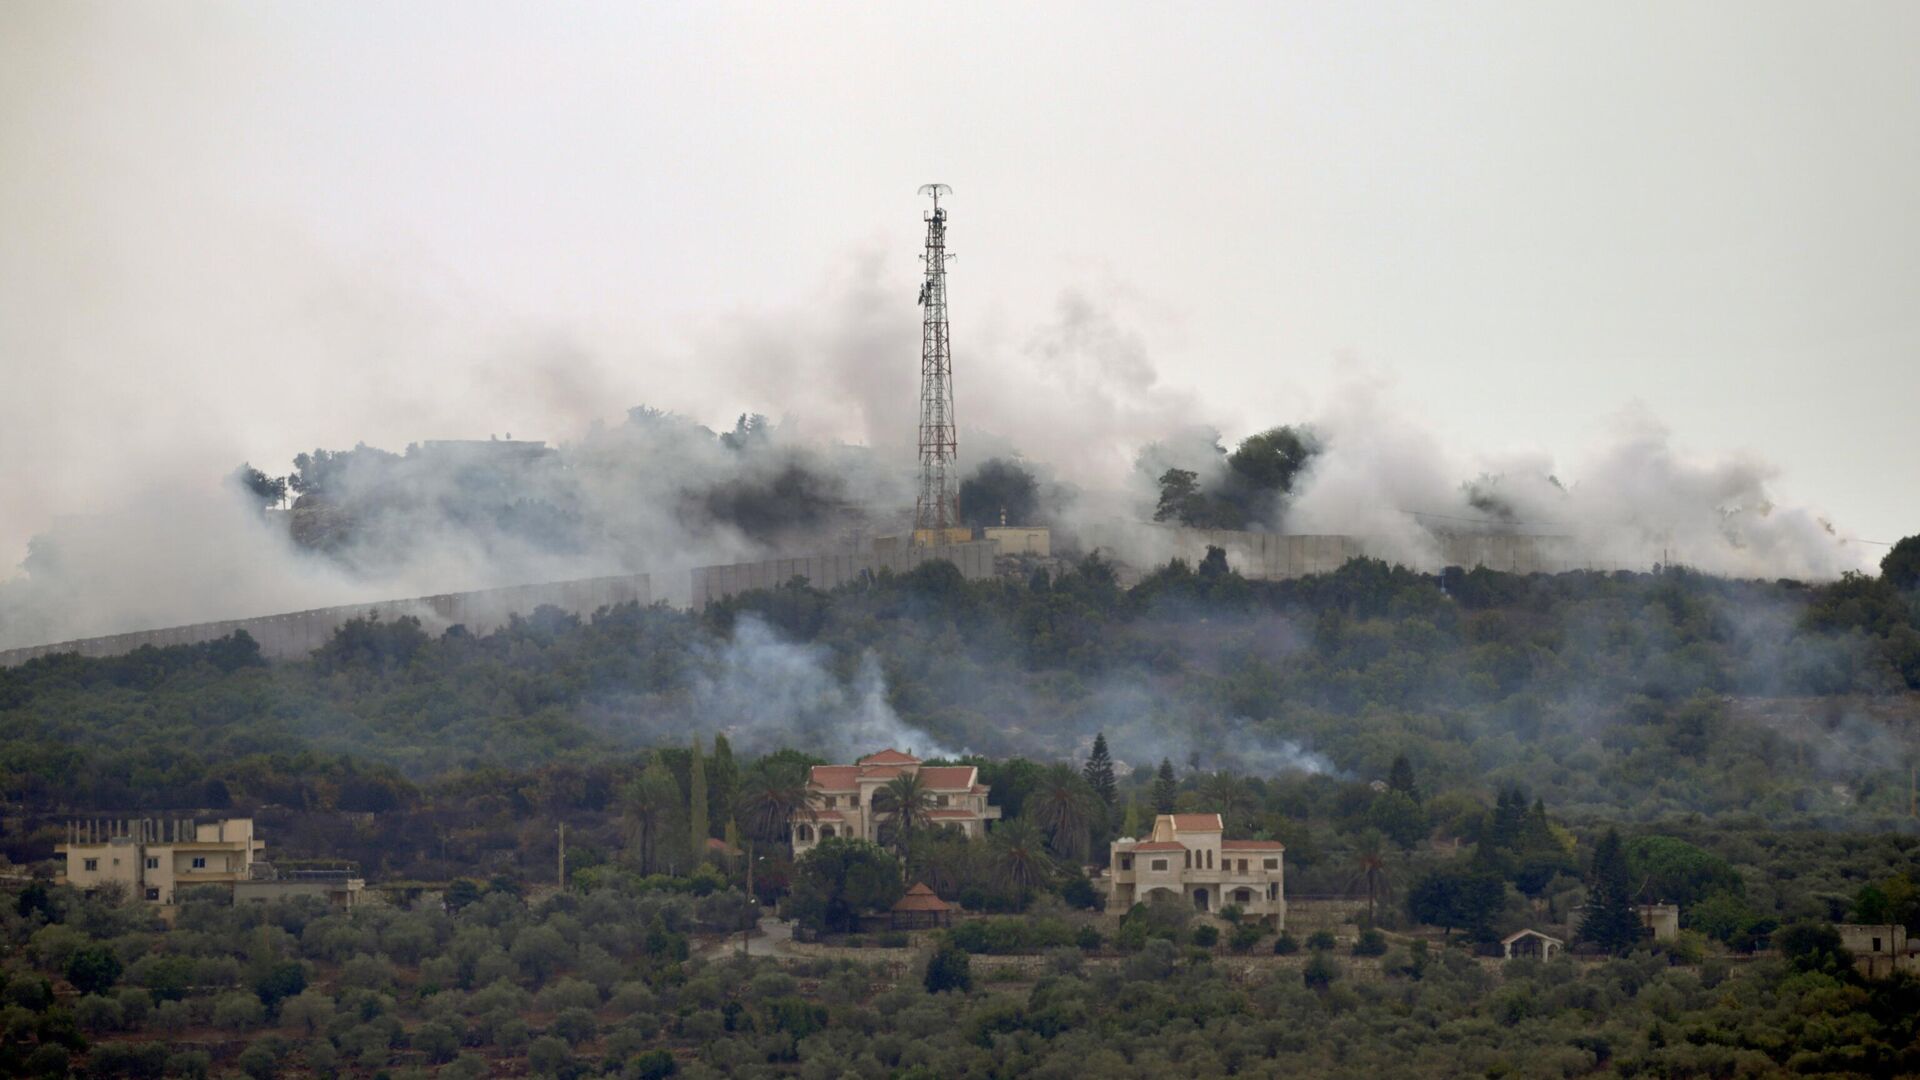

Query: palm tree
<box><xmin>1028</xmin><ymin>764</ymin><xmax>1095</xmax><ymax>863</ymax></box>
<box><xmin>911</xmin><ymin>833</ymin><xmax>972</xmax><ymax>899</ymax></box>
<box><xmin>735</xmin><ymin>763</ymin><xmax>818</xmax><ymax>853</ymax></box>
<box><xmin>1199</xmin><ymin>771</ymin><xmax>1257</xmax><ymax>833</ymax></box>
<box><xmin>872</xmin><ymin>771</ymin><xmax>935</xmax><ymax>859</ymax></box>
<box><xmin>987</xmin><ymin>820</ymin><xmax>1056</xmax><ymax>893</ymax></box>
<box><xmin>622</xmin><ymin>756</ymin><xmax>682</xmax><ymax>874</ymax></box>
<box><xmin>1346</xmin><ymin>829</ymin><xmax>1393</xmax><ymax>925</ymax></box>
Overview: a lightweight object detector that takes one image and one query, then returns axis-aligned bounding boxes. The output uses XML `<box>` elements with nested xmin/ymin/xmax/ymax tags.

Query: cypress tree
<box><xmin>1387</xmin><ymin>754</ymin><xmax>1420</xmax><ymax>802</ymax></box>
<box><xmin>689</xmin><ymin>737</ymin><xmax>709</xmax><ymax>857</ymax></box>
<box><xmin>710</xmin><ymin>733</ymin><xmax>739</xmax><ymax>838</ymax></box>
<box><xmin>1579</xmin><ymin>828</ymin><xmax>1642</xmax><ymax>955</ymax></box>
<box><xmin>1151</xmin><ymin>759</ymin><xmax>1179</xmax><ymax>815</ymax></box>
<box><xmin>1083</xmin><ymin>733</ymin><xmax>1118</xmax><ymax>808</ymax></box>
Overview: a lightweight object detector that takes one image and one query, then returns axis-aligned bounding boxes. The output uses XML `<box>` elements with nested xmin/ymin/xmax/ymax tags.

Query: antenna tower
<box><xmin>913</xmin><ymin>183</ymin><xmax>958</xmax><ymax>541</ymax></box>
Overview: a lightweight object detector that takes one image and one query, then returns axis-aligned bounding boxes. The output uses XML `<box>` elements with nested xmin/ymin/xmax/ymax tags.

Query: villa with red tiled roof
<box><xmin>791</xmin><ymin>749</ymin><xmax>1002</xmax><ymax>854</ymax></box>
<box><xmin>1104</xmin><ymin>813</ymin><xmax>1286</xmax><ymax>926</ymax></box>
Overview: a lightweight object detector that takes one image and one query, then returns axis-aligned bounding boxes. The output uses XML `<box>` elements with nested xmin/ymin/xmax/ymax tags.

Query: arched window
<box><xmin>794</xmin><ymin>824</ymin><xmax>813</xmax><ymax>842</ymax></box>
<box><xmin>1234</xmin><ymin>888</ymin><xmax>1253</xmax><ymax>905</ymax></box>
<box><xmin>820</xmin><ymin>824</ymin><xmax>836</xmax><ymax>839</ymax></box>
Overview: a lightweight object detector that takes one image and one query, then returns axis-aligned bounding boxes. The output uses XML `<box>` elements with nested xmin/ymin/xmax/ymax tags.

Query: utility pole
<box><xmin>913</xmin><ymin>183</ymin><xmax>959</xmax><ymax>543</ymax></box>
<box><xmin>742</xmin><ymin>839</ymin><xmax>757</xmax><ymax>956</ymax></box>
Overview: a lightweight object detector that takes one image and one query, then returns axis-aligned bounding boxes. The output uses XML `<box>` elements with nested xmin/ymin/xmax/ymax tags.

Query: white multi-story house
<box><xmin>1105</xmin><ymin>813</ymin><xmax>1286</xmax><ymax>925</ymax></box>
<box><xmin>58</xmin><ymin>818</ymin><xmax>265</xmax><ymax>904</ymax></box>
<box><xmin>791</xmin><ymin>749</ymin><xmax>1001</xmax><ymax>853</ymax></box>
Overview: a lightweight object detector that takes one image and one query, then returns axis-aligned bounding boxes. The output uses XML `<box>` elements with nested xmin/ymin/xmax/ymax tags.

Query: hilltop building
<box><xmin>1837</xmin><ymin>923</ymin><xmax>1917</xmax><ymax>980</ymax></box>
<box><xmin>1105</xmin><ymin>813</ymin><xmax>1286</xmax><ymax>925</ymax></box>
<box><xmin>59</xmin><ymin>818</ymin><xmax>264</xmax><ymax>904</ymax></box>
<box><xmin>791</xmin><ymin>749</ymin><xmax>1000</xmax><ymax>854</ymax></box>
<box><xmin>57</xmin><ymin>817</ymin><xmax>362</xmax><ymax>907</ymax></box>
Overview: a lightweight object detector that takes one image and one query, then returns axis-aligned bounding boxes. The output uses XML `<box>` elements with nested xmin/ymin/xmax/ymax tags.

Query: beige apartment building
<box><xmin>792</xmin><ymin>749</ymin><xmax>1001</xmax><ymax>853</ymax></box>
<box><xmin>58</xmin><ymin>818</ymin><xmax>265</xmax><ymax>903</ymax></box>
<box><xmin>1105</xmin><ymin>813</ymin><xmax>1286</xmax><ymax>925</ymax></box>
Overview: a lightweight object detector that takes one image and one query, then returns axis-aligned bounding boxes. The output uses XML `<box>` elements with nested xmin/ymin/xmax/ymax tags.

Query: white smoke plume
<box><xmin>691</xmin><ymin>615</ymin><xmax>958</xmax><ymax>762</ymax></box>
<box><xmin>1279</xmin><ymin>376</ymin><xmax>1872</xmax><ymax>579</ymax></box>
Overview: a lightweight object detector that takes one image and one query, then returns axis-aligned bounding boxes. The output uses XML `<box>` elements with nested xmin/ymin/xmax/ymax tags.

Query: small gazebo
<box><xmin>890</xmin><ymin>883</ymin><xmax>955</xmax><ymax>930</ymax></box>
<box><xmin>1501</xmin><ymin>928</ymin><xmax>1564</xmax><ymax>960</ymax></box>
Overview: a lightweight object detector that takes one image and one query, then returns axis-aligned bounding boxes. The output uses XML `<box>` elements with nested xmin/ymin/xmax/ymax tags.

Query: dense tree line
<box><xmin>6</xmin><ymin>548</ymin><xmax>1918</xmax><ymax>826</ymax></box>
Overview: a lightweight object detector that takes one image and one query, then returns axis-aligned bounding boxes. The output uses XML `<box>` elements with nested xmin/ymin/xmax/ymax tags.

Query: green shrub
<box><xmin>1191</xmin><ymin>924</ymin><xmax>1220</xmax><ymax>948</ymax></box>
<box><xmin>924</xmin><ymin>942</ymin><xmax>972</xmax><ymax>994</ymax></box>
<box><xmin>1229</xmin><ymin>922</ymin><xmax>1264</xmax><ymax>953</ymax></box>
<box><xmin>411</xmin><ymin>1020</ymin><xmax>460</xmax><ymax>1063</ymax></box>
<box><xmin>1273</xmin><ymin>932</ymin><xmax>1300</xmax><ymax>955</ymax></box>
<box><xmin>163</xmin><ymin>1050</ymin><xmax>211</xmax><ymax>1080</ymax></box>
<box><xmin>74</xmin><ymin>993</ymin><xmax>125</xmax><ymax>1033</ymax></box>
<box><xmin>1306</xmin><ymin>930</ymin><xmax>1337</xmax><ymax>951</ymax></box>
<box><xmin>1304</xmin><ymin>952</ymin><xmax>1340</xmax><ymax>990</ymax></box>
<box><xmin>526</xmin><ymin>1034</ymin><xmax>572</xmax><ymax>1075</ymax></box>
<box><xmin>552</xmin><ymin>1006</ymin><xmax>598</xmax><ymax>1045</ymax></box>
<box><xmin>212</xmin><ymin>990</ymin><xmax>266</xmax><ymax>1030</ymax></box>
<box><xmin>629</xmin><ymin>1048</ymin><xmax>678</xmax><ymax>1080</ymax></box>
<box><xmin>1059</xmin><ymin>876</ymin><xmax>1101</xmax><ymax>910</ymax></box>
<box><xmin>876</xmin><ymin>931</ymin><xmax>910</xmax><ymax>948</ymax></box>
<box><xmin>1352</xmin><ymin>928</ymin><xmax>1388</xmax><ymax>956</ymax></box>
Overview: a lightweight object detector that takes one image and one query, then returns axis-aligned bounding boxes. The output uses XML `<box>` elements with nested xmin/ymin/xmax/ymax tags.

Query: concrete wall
<box><xmin>0</xmin><ymin>573</ymin><xmax>651</xmax><ymax>668</ymax></box>
<box><xmin>1081</xmin><ymin>523</ymin><xmax>1614</xmax><ymax>582</ymax></box>
<box><xmin>690</xmin><ymin>541</ymin><xmax>996</xmax><ymax>608</ymax></box>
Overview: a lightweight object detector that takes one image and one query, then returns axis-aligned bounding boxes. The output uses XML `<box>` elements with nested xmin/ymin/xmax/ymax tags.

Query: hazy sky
<box><xmin>3</xmin><ymin>1</ymin><xmax>1916</xmax><ymax>568</ymax></box>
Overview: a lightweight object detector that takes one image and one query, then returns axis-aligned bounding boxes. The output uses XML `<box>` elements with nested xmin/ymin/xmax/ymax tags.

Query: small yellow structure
<box><xmin>983</xmin><ymin>526</ymin><xmax>1051</xmax><ymax>557</ymax></box>
<box><xmin>911</xmin><ymin>527</ymin><xmax>974</xmax><ymax>547</ymax></box>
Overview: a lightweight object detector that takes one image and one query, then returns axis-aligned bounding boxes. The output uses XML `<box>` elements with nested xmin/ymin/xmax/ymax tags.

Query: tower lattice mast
<box><xmin>913</xmin><ymin>183</ymin><xmax>958</xmax><ymax>541</ymax></box>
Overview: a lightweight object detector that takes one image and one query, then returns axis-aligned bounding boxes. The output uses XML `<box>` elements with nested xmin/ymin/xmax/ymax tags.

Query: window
<box><xmin>824</xmin><ymin>795</ymin><xmax>836</xmax><ymax>808</ymax></box>
<box><xmin>795</xmin><ymin>824</ymin><xmax>813</xmax><ymax>842</ymax></box>
<box><xmin>191</xmin><ymin>857</ymin><xmax>207</xmax><ymax>869</ymax></box>
<box><xmin>145</xmin><ymin>857</ymin><xmax>159</xmax><ymax>870</ymax></box>
<box><xmin>1206</xmin><ymin>850</ymin><xmax>1214</xmax><ymax>869</ymax></box>
<box><xmin>145</xmin><ymin>888</ymin><xmax>160</xmax><ymax>901</ymax></box>
<box><xmin>936</xmin><ymin>795</ymin><xmax>949</xmax><ymax>807</ymax></box>
<box><xmin>1119</xmin><ymin>855</ymin><xmax>1133</xmax><ymax>871</ymax></box>
<box><xmin>1873</xmin><ymin>937</ymin><xmax>1883</xmax><ymax>952</ymax></box>
<box><xmin>1268</xmin><ymin>883</ymin><xmax>1278</xmax><ymax>900</ymax></box>
<box><xmin>1150</xmin><ymin>859</ymin><xmax>1168</xmax><ymax>871</ymax></box>
<box><xmin>1184</xmin><ymin>851</ymin><xmax>1192</xmax><ymax>869</ymax></box>
<box><xmin>1234</xmin><ymin>888</ymin><xmax>1253</xmax><ymax>904</ymax></box>
<box><xmin>820</xmin><ymin>825</ymin><xmax>835</xmax><ymax>839</ymax></box>
<box><xmin>1237</xmin><ymin>859</ymin><xmax>1248</xmax><ymax>874</ymax></box>
<box><xmin>1263</xmin><ymin>858</ymin><xmax>1279</xmax><ymax>870</ymax></box>
<box><xmin>83</xmin><ymin>858</ymin><xmax>99</xmax><ymax>872</ymax></box>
